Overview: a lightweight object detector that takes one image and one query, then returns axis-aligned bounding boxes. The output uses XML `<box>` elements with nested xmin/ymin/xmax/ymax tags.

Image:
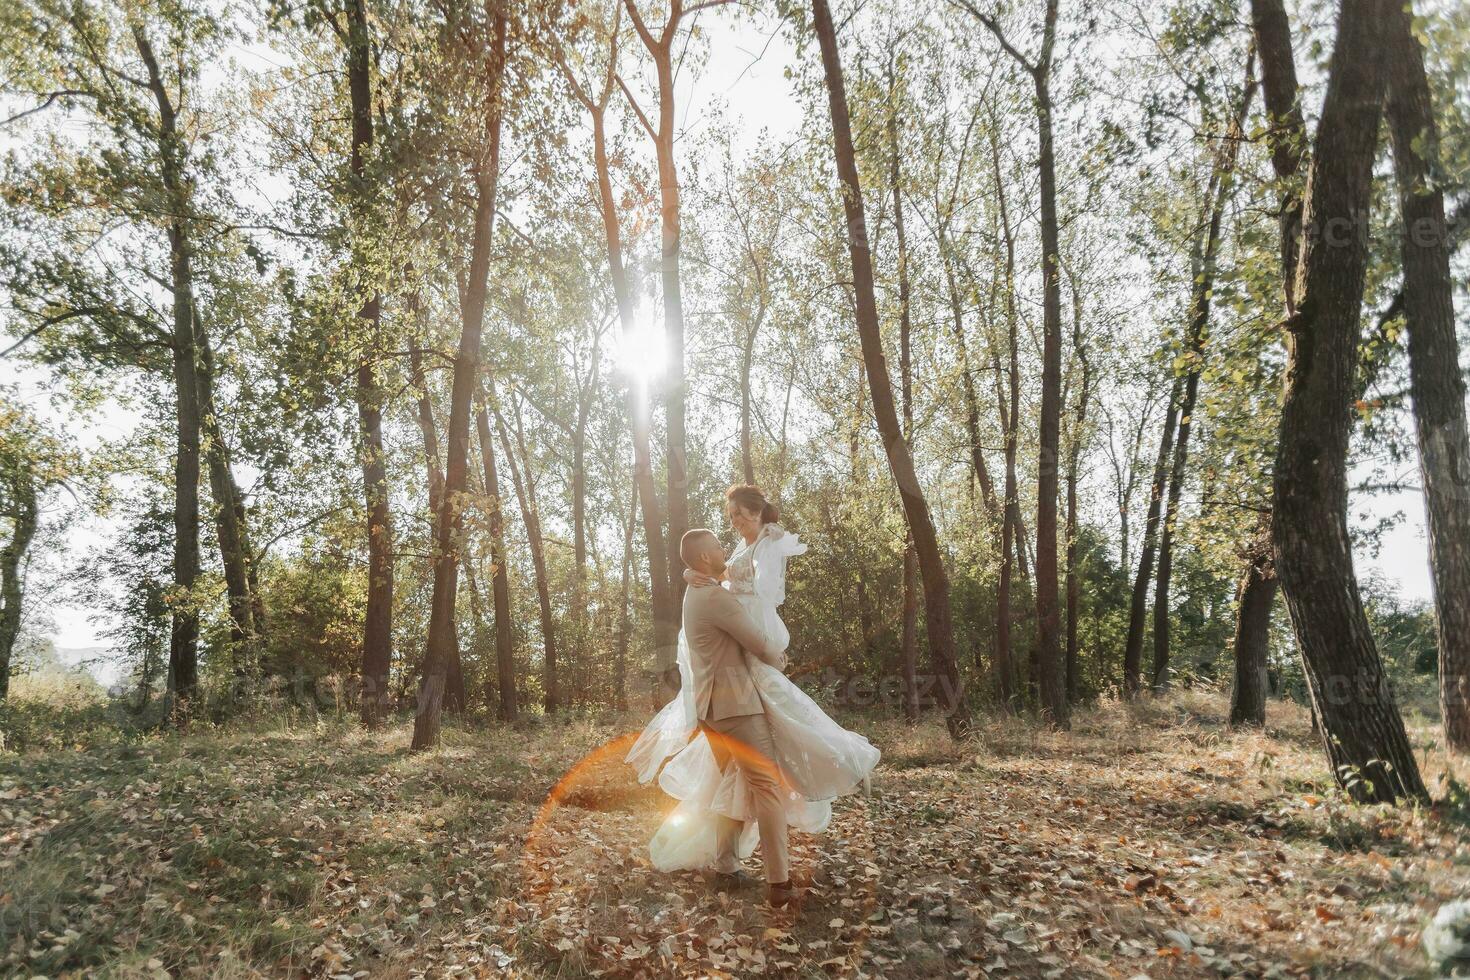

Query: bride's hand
<box><xmin>683</xmin><ymin>567</ymin><xmax>719</xmax><ymax>588</ymax></box>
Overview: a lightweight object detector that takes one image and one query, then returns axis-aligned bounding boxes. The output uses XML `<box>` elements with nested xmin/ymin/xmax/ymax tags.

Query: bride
<box><xmin>625</xmin><ymin>484</ymin><xmax>880</xmax><ymax>875</ymax></box>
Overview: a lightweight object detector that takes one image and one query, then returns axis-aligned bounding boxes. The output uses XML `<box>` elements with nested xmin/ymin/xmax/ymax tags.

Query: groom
<box><xmin>679</xmin><ymin>528</ymin><xmax>803</xmax><ymax>908</ymax></box>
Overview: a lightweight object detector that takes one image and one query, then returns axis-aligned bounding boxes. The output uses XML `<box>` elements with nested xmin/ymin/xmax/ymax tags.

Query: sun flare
<box><xmin>615</xmin><ymin>321</ymin><xmax>667</xmax><ymax>384</ymax></box>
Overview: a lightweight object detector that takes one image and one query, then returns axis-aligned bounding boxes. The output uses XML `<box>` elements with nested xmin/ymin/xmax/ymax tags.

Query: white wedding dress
<box><xmin>625</xmin><ymin>523</ymin><xmax>881</xmax><ymax>872</ymax></box>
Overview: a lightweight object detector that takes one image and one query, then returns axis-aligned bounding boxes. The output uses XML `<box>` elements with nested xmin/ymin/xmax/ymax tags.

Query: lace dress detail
<box><xmin>725</xmin><ymin>538</ymin><xmax>757</xmax><ymax>595</ymax></box>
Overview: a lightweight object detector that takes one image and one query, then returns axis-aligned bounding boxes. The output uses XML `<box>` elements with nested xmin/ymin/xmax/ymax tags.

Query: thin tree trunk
<box><xmin>622</xmin><ymin>0</ymin><xmax>690</xmax><ymax>608</ymax></box>
<box><xmin>0</xmin><ymin>480</ymin><xmax>37</xmax><ymax>701</ymax></box>
<box><xmin>135</xmin><ymin>27</ymin><xmax>200</xmax><ymax>718</ymax></box>
<box><xmin>566</xmin><ymin>44</ymin><xmax>678</xmax><ymax>697</ymax></box>
<box><xmin>343</xmin><ymin>0</ymin><xmax>394</xmax><ymax>727</ymax></box>
<box><xmin>740</xmin><ymin>323</ymin><xmax>757</xmax><ymax>486</ymax></box>
<box><xmin>1239</xmin><ymin>0</ymin><xmax>1305</xmax><ymax>730</ymax></box>
<box><xmin>617</xmin><ymin>477</ymin><xmax>638</xmax><ymax>712</ymax></box>
<box><xmin>1064</xmin><ymin>278</ymin><xmax>1091</xmax><ymax>704</ymax></box>
<box><xmin>811</xmin><ymin>0</ymin><xmax>971</xmax><ymax>739</ymax></box>
<box><xmin>412</xmin><ymin>12</ymin><xmax>505</xmax><ymax>750</ymax></box>
<box><xmin>476</xmin><ymin>400</ymin><xmax>517</xmax><ymax>721</ymax></box>
<box><xmin>409</xmin><ymin>337</ymin><xmax>466</xmax><ymax>713</ymax></box>
<box><xmin>1229</xmin><ymin>525</ymin><xmax>1276</xmax><ymax>727</ymax></box>
<box><xmin>1124</xmin><ymin>374</ymin><xmax>1182</xmax><ymax>696</ymax></box>
<box><xmin>1152</xmin><ymin>67</ymin><xmax>1256</xmax><ymax>692</ymax></box>
<box><xmin>988</xmin><ymin>127</ymin><xmax>1024</xmax><ymax>712</ymax></box>
<box><xmin>945</xmin><ymin>258</ymin><xmax>1000</xmax><ymax>528</ymax></box>
<box><xmin>890</xmin><ymin>91</ymin><xmax>921</xmax><ymax>721</ymax></box>
<box><xmin>569</xmin><ymin>341</ymin><xmax>599</xmax><ymax>711</ymax></box>
<box><xmin>196</xmin><ymin>320</ymin><xmax>259</xmax><ymax>674</ymax></box>
<box><xmin>1385</xmin><ymin>0</ymin><xmax>1470</xmax><ymax>753</ymax></box>
<box><xmin>495</xmin><ymin>403</ymin><xmax>559</xmax><ymax>715</ymax></box>
<box><xmin>1025</xmin><ymin>6</ymin><xmax>1068</xmax><ymax>729</ymax></box>
<box><xmin>849</xmin><ymin>365</ymin><xmax>876</xmax><ymax>663</ymax></box>
<box><xmin>1270</xmin><ymin>0</ymin><xmax>1426</xmax><ymax>803</ymax></box>
<box><xmin>410</xmin><ymin>336</ymin><xmax>445</xmax><ymax>513</ymax></box>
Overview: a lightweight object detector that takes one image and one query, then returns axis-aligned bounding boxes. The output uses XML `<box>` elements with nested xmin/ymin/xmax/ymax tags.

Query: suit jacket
<box><xmin>682</xmin><ymin>584</ymin><xmax>784</xmax><ymax>722</ymax></box>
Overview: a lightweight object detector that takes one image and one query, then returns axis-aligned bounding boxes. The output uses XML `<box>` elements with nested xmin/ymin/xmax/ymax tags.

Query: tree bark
<box><xmin>409</xmin><ymin>337</ymin><xmax>465</xmax><ymax>713</ymax></box>
<box><xmin>412</xmin><ymin>11</ymin><xmax>505</xmax><ymax>750</ymax></box>
<box><xmin>135</xmin><ymin>26</ymin><xmax>200</xmax><ymax>718</ymax></box>
<box><xmin>890</xmin><ymin>91</ymin><xmax>921</xmax><ymax>721</ymax></box>
<box><xmin>495</xmin><ymin>403</ymin><xmax>559</xmax><ymax>715</ymax></box>
<box><xmin>849</xmin><ymin>368</ymin><xmax>877</xmax><ymax>665</ymax></box>
<box><xmin>1124</xmin><ymin>374</ymin><xmax>1182</xmax><ymax>696</ymax></box>
<box><xmin>566</xmin><ymin>42</ymin><xmax>678</xmax><ymax>697</ymax></box>
<box><xmin>1026</xmin><ymin>2</ymin><xmax>1068</xmax><ymax>729</ymax></box>
<box><xmin>811</xmin><ymin>0</ymin><xmax>971</xmax><ymax>739</ymax></box>
<box><xmin>1385</xmin><ymin>0</ymin><xmax>1470</xmax><ymax>753</ymax></box>
<box><xmin>988</xmin><ymin>126</ymin><xmax>1023</xmax><ymax>713</ymax></box>
<box><xmin>344</xmin><ymin>0</ymin><xmax>394</xmax><ymax>727</ymax></box>
<box><xmin>475</xmin><ymin>400</ymin><xmax>517</xmax><ymax>721</ymax></box>
<box><xmin>1152</xmin><ymin>67</ymin><xmax>1256</xmax><ymax>692</ymax></box>
<box><xmin>0</xmin><ymin>473</ymin><xmax>37</xmax><ymax>701</ymax></box>
<box><xmin>196</xmin><ymin>319</ymin><xmax>259</xmax><ymax>674</ymax></box>
<box><xmin>1229</xmin><ymin>528</ymin><xmax>1276</xmax><ymax>727</ymax></box>
<box><xmin>1270</xmin><ymin>0</ymin><xmax>1426</xmax><ymax>803</ymax></box>
<box><xmin>623</xmin><ymin>0</ymin><xmax>690</xmax><ymax>608</ymax></box>
<box><xmin>616</xmin><ymin>477</ymin><xmax>638</xmax><ymax>712</ymax></box>
<box><xmin>1064</xmin><ymin>278</ymin><xmax>1091</xmax><ymax>704</ymax></box>
<box><xmin>1250</xmin><ymin>0</ymin><xmax>1306</xmax><ymax>316</ymax></box>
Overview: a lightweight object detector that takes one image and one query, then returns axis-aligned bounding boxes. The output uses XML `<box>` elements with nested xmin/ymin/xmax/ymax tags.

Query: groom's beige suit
<box><xmin>681</xmin><ymin>584</ymin><xmax>790</xmax><ymax>884</ymax></box>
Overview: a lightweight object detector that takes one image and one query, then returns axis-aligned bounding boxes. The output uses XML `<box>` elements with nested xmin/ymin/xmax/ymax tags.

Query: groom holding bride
<box><xmin>679</xmin><ymin>526</ymin><xmax>800</xmax><ymax>906</ymax></box>
<box><xmin>626</xmin><ymin>486</ymin><xmax>881</xmax><ymax>910</ymax></box>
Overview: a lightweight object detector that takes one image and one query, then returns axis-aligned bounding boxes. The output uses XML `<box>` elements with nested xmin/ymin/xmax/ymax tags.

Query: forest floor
<box><xmin>2</xmin><ymin>689</ymin><xmax>1469</xmax><ymax>979</ymax></box>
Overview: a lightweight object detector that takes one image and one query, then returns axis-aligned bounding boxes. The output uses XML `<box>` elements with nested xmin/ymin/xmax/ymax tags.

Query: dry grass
<box><xmin>1</xmin><ymin>690</ymin><xmax>1467</xmax><ymax>977</ymax></box>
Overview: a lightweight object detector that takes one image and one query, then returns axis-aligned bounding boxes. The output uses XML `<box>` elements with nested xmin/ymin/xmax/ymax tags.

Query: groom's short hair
<box><xmin>680</xmin><ymin>528</ymin><xmax>719</xmax><ymax>570</ymax></box>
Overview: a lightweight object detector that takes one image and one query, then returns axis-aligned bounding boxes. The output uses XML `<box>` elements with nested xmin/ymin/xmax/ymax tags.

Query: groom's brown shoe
<box><xmin>766</xmin><ymin>880</ymin><xmax>805</xmax><ymax>909</ymax></box>
<box><xmin>707</xmin><ymin>869</ymin><xmax>760</xmax><ymax>891</ymax></box>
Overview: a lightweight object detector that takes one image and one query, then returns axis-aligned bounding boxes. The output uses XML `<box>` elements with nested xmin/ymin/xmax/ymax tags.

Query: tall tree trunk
<box><xmin>135</xmin><ymin>27</ymin><xmax>200</xmax><ymax>717</ymax></box>
<box><xmin>849</xmin><ymin>365</ymin><xmax>876</xmax><ymax>664</ymax></box>
<box><xmin>343</xmin><ymin>0</ymin><xmax>394</xmax><ymax>727</ymax></box>
<box><xmin>740</xmin><ymin>323</ymin><xmax>757</xmax><ymax>486</ymax></box>
<box><xmin>1064</xmin><ymin>280</ymin><xmax>1091</xmax><ymax>704</ymax></box>
<box><xmin>476</xmin><ymin>400</ymin><xmax>517</xmax><ymax>721</ymax></box>
<box><xmin>623</xmin><ymin>0</ymin><xmax>690</xmax><ymax>607</ymax></box>
<box><xmin>495</xmin><ymin>404</ymin><xmax>559</xmax><ymax>715</ymax></box>
<box><xmin>890</xmin><ymin>92</ymin><xmax>921</xmax><ymax>721</ymax></box>
<box><xmin>1229</xmin><ymin>523</ymin><xmax>1276</xmax><ymax>727</ymax></box>
<box><xmin>1124</xmin><ymin>374</ymin><xmax>1182</xmax><ymax>696</ymax></box>
<box><xmin>412</xmin><ymin>13</ymin><xmax>505</xmax><ymax>751</ymax></box>
<box><xmin>989</xmin><ymin>128</ymin><xmax>1023</xmax><ymax>712</ymax></box>
<box><xmin>1236</xmin><ymin>0</ymin><xmax>1305</xmax><ymax>725</ymax></box>
<box><xmin>1270</xmin><ymin>0</ymin><xmax>1426</xmax><ymax>803</ymax></box>
<box><xmin>569</xmin><ymin>343</ymin><xmax>598</xmax><ymax>711</ymax></box>
<box><xmin>196</xmin><ymin>320</ymin><xmax>259</xmax><ymax>675</ymax></box>
<box><xmin>811</xmin><ymin>0</ymin><xmax>971</xmax><ymax>739</ymax></box>
<box><xmin>571</xmin><ymin>51</ymin><xmax>678</xmax><ymax>698</ymax></box>
<box><xmin>616</xmin><ymin>478</ymin><xmax>638</xmax><ymax>712</ymax></box>
<box><xmin>1025</xmin><ymin>4</ymin><xmax>1068</xmax><ymax>729</ymax></box>
<box><xmin>0</xmin><ymin>479</ymin><xmax>37</xmax><ymax>701</ymax></box>
<box><xmin>1385</xmin><ymin>0</ymin><xmax>1470</xmax><ymax>753</ymax></box>
<box><xmin>410</xmin><ymin>336</ymin><xmax>445</xmax><ymax>513</ymax></box>
<box><xmin>409</xmin><ymin>337</ymin><xmax>465</xmax><ymax>713</ymax></box>
<box><xmin>1152</xmin><ymin>69</ymin><xmax>1255</xmax><ymax>692</ymax></box>
<box><xmin>1250</xmin><ymin>0</ymin><xmax>1306</xmax><ymax>318</ymax></box>
<box><xmin>944</xmin><ymin>257</ymin><xmax>1000</xmax><ymax>529</ymax></box>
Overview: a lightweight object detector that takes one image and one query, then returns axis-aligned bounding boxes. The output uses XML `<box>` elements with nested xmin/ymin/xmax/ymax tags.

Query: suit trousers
<box><xmin>702</xmin><ymin>712</ymin><xmax>790</xmax><ymax>884</ymax></box>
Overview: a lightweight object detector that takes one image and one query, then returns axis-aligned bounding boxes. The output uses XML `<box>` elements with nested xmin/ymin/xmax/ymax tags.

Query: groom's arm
<box><xmin>710</xmin><ymin>592</ymin><xmax>786</xmax><ymax>670</ymax></box>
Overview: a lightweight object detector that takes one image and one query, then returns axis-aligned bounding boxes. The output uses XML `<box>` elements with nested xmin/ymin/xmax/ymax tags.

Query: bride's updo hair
<box><xmin>726</xmin><ymin>484</ymin><xmax>779</xmax><ymax>526</ymax></box>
